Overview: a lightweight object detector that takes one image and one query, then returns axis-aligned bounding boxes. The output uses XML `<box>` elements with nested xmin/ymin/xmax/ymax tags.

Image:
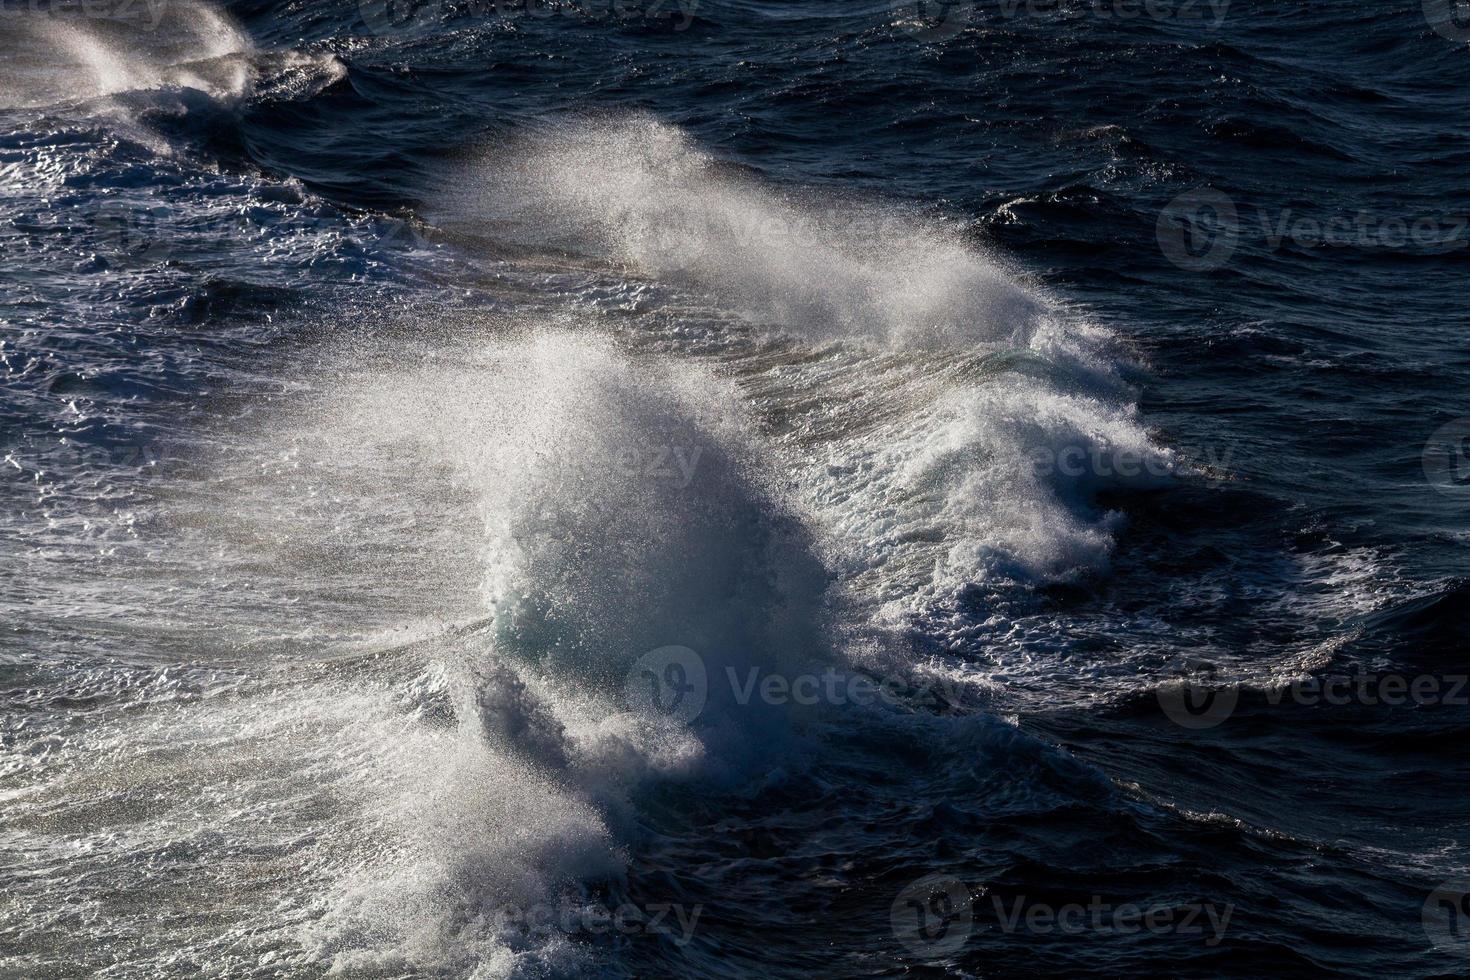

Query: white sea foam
<box><xmin>440</xmin><ymin>118</ymin><xmax>1175</xmax><ymax>610</ymax></box>
<box><xmin>3</xmin><ymin>119</ymin><xmax>1181</xmax><ymax>976</ymax></box>
<box><xmin>439</xmin><ymin>117</ymin><xmax>1049</xmax><ymax>348</ymax></box>
<box><xmin>0</xmin><ymin>0</ymin><xmax>254</xmax><ymax>109</ymax></box>
<box><xmin>256</xmin><ymin>328</ymin><xmax>834</xmax><ymax>972</ymax></box>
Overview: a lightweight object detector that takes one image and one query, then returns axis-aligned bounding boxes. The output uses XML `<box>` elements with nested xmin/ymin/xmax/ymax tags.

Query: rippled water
<box><xmin>4</xmin><ymin>0</ymin><xmax>1470</xmax><ymax>976</ymax></box>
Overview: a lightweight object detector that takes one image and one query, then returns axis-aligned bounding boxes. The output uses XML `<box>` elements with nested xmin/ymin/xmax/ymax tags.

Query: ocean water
<box><xmin>3</xmin><ymin>0</ymin><xmax>1470</xmax><ymax>976</ymax></box>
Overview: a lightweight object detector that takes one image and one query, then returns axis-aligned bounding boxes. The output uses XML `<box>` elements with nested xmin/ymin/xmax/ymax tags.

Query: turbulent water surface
<box><xmin>4</xmin><ymin>0</ymin><xmax>1470</xmax><ymax>976</ymax></box>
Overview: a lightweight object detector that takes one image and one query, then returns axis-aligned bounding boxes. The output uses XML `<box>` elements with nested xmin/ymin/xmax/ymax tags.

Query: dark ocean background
<box><xmin>4</xmin><ymin>0</ymin><xmax>1470</xmax><ymax>976</ymax></box>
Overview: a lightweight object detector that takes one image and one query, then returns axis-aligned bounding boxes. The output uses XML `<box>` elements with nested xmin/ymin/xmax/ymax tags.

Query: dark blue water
<box><xmin>4</xmin><ymin>1</ymin><xmax>1470</xmax><ymax>976</ymax></box>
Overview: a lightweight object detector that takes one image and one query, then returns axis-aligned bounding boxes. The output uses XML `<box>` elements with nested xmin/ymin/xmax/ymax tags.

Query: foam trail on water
<box><xmin>815</xmin><ymin>373</ymin><xmax>1174</xmax><ymax>618</ymax></box>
